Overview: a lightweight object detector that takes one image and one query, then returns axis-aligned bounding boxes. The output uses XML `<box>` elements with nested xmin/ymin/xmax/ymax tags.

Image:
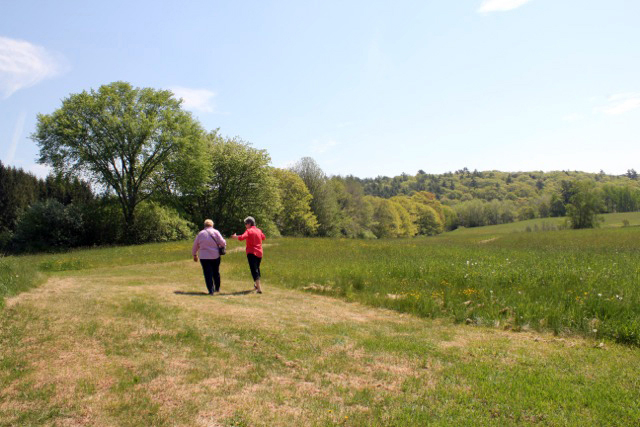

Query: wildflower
<box><xmin>597</xmin><ymin>293</ymin><xmax>602</xmax><ymax>297</ymax></box>
<box><xmin>592</xmin><ymin>329</ymin><xmax>598</xmax><ymax>333</ymax></box>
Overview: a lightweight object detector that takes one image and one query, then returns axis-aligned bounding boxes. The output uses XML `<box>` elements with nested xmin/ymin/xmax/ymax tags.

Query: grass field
<box><xmin>227</xmin><ymin>225</ymin><xmax>640</xmax><ymax>347</ymax></box>
<box><xmin>1</xmin><ymin>213</ymin><xmax>640</xmax><ymax>425</ymax></box>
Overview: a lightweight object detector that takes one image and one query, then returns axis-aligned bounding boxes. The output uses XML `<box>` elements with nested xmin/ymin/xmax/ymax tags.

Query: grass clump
<box><xmin>0</xmin><ymin>256</ymin><xmax>45</xmax><ymax>308</ymax></box>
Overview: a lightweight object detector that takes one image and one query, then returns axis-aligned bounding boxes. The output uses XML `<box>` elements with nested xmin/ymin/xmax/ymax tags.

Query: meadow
<box><xmin>1</xmin><ymin>215</ymin><xmax>640</xmax><ymax>425</ymax></box>
<box><xmin>3</xmin><ymin>214</ymin><xmax>640</xmax><ymax>344</ymax></box>
<box><xmin>228</xmin><ymin>224</ymin><xmax>640</xmax><ymax>347</ymax></box>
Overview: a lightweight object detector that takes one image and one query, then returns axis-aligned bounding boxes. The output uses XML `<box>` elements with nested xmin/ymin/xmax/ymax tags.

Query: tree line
<box><xmin>2</xmin><ymin>81</ymin><xmax>636</xmax><ymax>253</ymax></box>
<box><xmin>357</xmin><ymin>168</ymin><xmax>640</xmax><ymax>229</ymax></box>
<box><xmin>0</xmin><ymin>82</ymin><xmax>454</xmax><ymax>253</ymax></box>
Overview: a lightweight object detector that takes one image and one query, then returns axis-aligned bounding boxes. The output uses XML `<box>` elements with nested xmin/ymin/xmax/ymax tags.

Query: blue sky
<box><xmin>1</xmin><ymin>0</ymin><xmax>639</xmax><ymax>179</ymax></box>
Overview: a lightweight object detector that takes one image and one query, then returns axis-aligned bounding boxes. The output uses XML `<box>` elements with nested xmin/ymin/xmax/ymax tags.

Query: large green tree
<box><xmin>271</xmin><ymin>168</ymin><xmax>318</xmax><ymax>236</ymax></box>
<box><xmin>291</xmin><ymin>157</ymin><xmax>340</xmax><ymax>236</ymax></box>
<box><xmin>33</xmin><ymin>82</ymin><xmax>207</xmax><ymax>239</ymax></box>
<box><xmin>566</xmin><ymin>180</ymin><xmax>604</xmax><ymax>229</ymax></box>
<box><xmin>183</xmin><ymin>132</ymin><xmax>280</xmax><ymax>235</ymax></box>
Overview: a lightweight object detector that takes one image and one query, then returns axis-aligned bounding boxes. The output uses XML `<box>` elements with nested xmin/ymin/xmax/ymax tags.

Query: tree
<box><xmin>390</xmin><ymin>197</ymin><xmax>417</xmax><ymax>237</ymax></box>
<box><xmin>371</xmin><ymin>198</ymin><xmax>401</xmax><ymax>238</ymax></box>
<box><xmin>0</xmin><ymin>161</ymin><xmax>40</xmax><ymax>233</ymax></box>
<box><xmin>33</xmin><ymin>81</ymin><xmax>206</xmax><ymax>240</ymax></box>
<box><xmin>566</xmin><ymin>181</ymin><xmax>603</xmax><ymax>229</ymax></box>
<box><xmin>331</xmin><ymin>176</ymin><xmax>375</xmax><ymax>238</ymax></box>
<box><xmin>291</xmin><ymin>157</ymin><xmax>340</xmax><ymax>236</ymax></box>
<box><xmin>271</xmin><ymin>168</ymin><xmax>318</xmax><ymax>236</ymax></box>
<box><xmin>183</xmin><ymin>132</ymin><xmax>280</xmax><ymax>235</ymax></box>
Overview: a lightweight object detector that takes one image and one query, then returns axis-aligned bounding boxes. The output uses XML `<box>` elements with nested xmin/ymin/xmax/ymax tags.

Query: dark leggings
<box><xmin>200</xmin><ymin>258</ymin><xmax>221</xmax><ymax>293</ymax></box>
<box><xmin>247</xmin><ymin>253</ymin><xmax>262</xmax><ymax>281</ymax></box>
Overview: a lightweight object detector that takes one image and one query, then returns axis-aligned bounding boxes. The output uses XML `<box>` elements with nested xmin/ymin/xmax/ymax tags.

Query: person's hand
<box><xmin>231</xmin><ymin>233</ymin><xmax>237</xmax><ymax>239</ymax></box>
<box><xmin>193</xmin><ymin>255</ymin><xmax>198</xmax><ymax>262</ymax></box>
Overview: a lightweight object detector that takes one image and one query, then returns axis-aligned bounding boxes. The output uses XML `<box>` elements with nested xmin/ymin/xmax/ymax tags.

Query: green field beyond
<box><xmin>245</xmin><ymin>226</ymin><xmax>640</xmax><ymax>347</ymax></box>
<box><xmin>1</xmin><ymin>216</ymin><xmax>640</xmax><ymax>425</ymax></box>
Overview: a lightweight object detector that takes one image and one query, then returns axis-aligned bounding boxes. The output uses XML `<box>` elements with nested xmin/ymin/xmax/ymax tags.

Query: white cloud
<box><xmin>598</xmin><ymin>93</ymin><xmax>640</xmax><ymax>115</ymax></box>
<box><xmin>478</xmin><ymin>0</ymin><xmax>533</xmax><ymax>13</ymax></box>
<box><xmin>169</xmin><ymin>86</ymin><xmax>216</xmax><ymax>113</ymax></box>
<box><xmin>311</xmin><ymin>139</ymin><xmax>338</xmax><ymax>155</ymax></box>
<box><xmin>0</xmin><ymin>36</ymin><xmax>66</xmax><ymax>99</ymax></box>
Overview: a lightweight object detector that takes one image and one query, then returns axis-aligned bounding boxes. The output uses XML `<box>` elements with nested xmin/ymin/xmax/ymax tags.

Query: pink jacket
<box><xmin>192</xmin><ymin>227</ymin><xmax>226</xmax><ymax>259</ymax></box>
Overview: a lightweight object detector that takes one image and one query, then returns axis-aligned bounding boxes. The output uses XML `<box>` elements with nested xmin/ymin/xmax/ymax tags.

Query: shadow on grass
<box><xmin>174</xmin><ymin>290</ymin><xmax>255</xmax><ymax>297</ymax></box>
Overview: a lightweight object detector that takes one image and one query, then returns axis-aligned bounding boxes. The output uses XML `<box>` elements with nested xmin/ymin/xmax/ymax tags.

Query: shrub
<box><xmin>11</xmin><ymin>199</ymin><xmax>86</xmax><ymax>252</ymax></box>
<box><xmin>131</xmin><ymin>202</ymin><xmax>194</xmax><ymax>243</ymax></box>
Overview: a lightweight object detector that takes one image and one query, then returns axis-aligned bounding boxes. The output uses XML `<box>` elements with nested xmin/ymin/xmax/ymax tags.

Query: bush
<box><xmin>0</xmin><ymin>231</ymin><xmax>12</xmax><ymax>253</ymax></box>
<box><xmin>131</xmin><ymin>202</ymin><xmax>194</xmax><ymax>243</ymax></box>
<box><xmin>11</xmin><ymin>199</ymin><xmax>86</xmax><ymax>252</ymax></box>
<box><xmin>81</xmin><ymin>200</ymin><xmax>125</xmax><ymax>245</ymax></box>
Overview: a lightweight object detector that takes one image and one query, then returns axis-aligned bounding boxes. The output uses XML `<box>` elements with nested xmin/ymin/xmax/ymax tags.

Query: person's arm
<box><xmin>192</xmin><ymin>234</ymin><xmax>200</xmax><ymax>262</ymax></box>
<box><xmin>235</xmin><ymin>231</ymin><xmax>248</xmax><ymax>241</ymax></box>
<box><xmin>261</xmin><ymin>230</ymin><xmax>266</xmax><ymax>241</ymax></box>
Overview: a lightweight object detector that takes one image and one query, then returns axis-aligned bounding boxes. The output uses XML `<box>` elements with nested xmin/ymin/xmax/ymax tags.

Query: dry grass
<box><xmin>2</xmin><ymin>259</ymin><xmax>639</xmax><ymax>426</ymax></box>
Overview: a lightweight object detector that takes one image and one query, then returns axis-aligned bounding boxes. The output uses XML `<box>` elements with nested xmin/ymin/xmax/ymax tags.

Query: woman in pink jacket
<box><xmin>192</xmin><ymin>219</ymin><xmax>226</xmax><ymax>295</ymax></box>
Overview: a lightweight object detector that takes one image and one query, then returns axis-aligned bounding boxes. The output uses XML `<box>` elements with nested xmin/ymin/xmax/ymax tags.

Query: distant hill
<box><xmin>355</xmin><ymin>168</ymin><xmax>639</xmax><ymax>203</ymax></box>
<box><xmin>343</xmin><ymin>169</ymin><xmax>640</xmax><ymax>229</ymax></box>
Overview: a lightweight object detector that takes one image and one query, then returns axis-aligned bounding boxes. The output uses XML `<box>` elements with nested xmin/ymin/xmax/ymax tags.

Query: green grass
<box><xmin>4</xmin><ymin>213</ymin><xmax>640</xmax><ymax>345</ymax></box>
<box><xmin>451</xmin><ymin>211</ymin><xmax>640</xmax><ymax>235</ymax></box>
<box><xmin>0</xmin><ymin>256</ymin><xmax>46</xmax><ymax>308</ymax></box>
<box><xmin>221</xmin><ymin>213</ymin><xmax>640</xmax><ymax>346</ymax></box>
<box><xmin>1</xmin><ymin>224</ymin><xmax>640</xmax><ymax>425</ymax></box>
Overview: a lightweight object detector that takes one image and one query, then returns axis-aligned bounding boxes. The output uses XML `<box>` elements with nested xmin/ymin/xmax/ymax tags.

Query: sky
<box><xmin>1</xmin><ymin>0</ymin><xmax>639</xmax><ymax>179</ymax></box>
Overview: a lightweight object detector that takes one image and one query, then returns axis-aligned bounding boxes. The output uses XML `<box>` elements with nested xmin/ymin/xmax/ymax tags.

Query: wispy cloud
<box><xmin>478</xmin><ymin>0</ymin><xmax>533</xmax><ymax>13</ymax></box>
<box><xmin>0</xmin><ymin>36</ymin><xmax>66</xmax><ymax>99</ymax></box>
<box><xmin>169</xmin><ymin>86</ymin><xmax>216</xmax><ymax>113</ymax></box>
<box><xmin>311</xmin><ymin>139</ymin><xmax>339</xmax><ymax>154</ymax></box>
<box><xmin>598</xmin><ymin>93</ymin><xmax>640</xmax><ymax>115</ymax></box>
<box><xmin>5</xmin><ymin>110</ymin><xmax>27</xmax><ymax>163</ymax></box>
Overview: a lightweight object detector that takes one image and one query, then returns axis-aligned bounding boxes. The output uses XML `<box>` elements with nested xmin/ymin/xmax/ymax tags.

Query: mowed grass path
<box><xmin>1</xmin><ymin>256</ymin><xmax>639</xmax><ymax>426</ymax></box>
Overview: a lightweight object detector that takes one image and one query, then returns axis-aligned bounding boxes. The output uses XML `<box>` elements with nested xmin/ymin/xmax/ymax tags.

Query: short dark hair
<box><xmin>244</xmin><ymin>216</ymin><xmax>255</xmax><ymax>226</ymax></box>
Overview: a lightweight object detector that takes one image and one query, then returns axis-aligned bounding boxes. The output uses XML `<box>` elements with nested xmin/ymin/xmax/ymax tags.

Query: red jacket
<box><xmin>238</xmin><ymin>226</ymin><xmax>266</xmax><ymax>257</ymax></box>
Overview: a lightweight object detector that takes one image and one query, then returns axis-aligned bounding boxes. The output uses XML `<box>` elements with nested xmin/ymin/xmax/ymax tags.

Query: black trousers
<box><xmin>200</xmin><ymin>258</ymin><xmax>221</xmax><ymax>293</ymax></box>
<box><xmin>247</xmin><ymin>253</ymin><xmax>262</xmax><ymax>281</ymax></box>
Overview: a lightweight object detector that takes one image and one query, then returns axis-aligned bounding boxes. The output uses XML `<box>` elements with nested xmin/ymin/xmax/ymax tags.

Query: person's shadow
<box><xmin>174</xmin><ymin>290</ymin><xmax>254</xmax><ymax>297</ymax></box>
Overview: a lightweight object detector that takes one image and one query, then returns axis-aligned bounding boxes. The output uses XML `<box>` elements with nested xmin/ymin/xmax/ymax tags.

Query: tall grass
<box><xmin>225</xmin><ymin>227</ymin><xmax>640</xmax><ymax>346</ymax></box>
<box><xmin>0</xmin><ymin>256</ymin><xmax>45</xmax><ymax>308</ymax></box>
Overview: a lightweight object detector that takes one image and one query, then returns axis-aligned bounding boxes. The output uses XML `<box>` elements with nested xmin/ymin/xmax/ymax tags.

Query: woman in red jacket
<box><xmin>231</xmin><ymin>216</ymin><xmax>266</xmax><ymax>294</ymax></box>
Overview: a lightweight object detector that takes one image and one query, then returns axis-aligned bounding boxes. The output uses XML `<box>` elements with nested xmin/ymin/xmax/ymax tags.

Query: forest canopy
<box><xmin>2</xmin><ymin>82</ymin><xmax>638</xmax><ymax>253</ymax></box>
